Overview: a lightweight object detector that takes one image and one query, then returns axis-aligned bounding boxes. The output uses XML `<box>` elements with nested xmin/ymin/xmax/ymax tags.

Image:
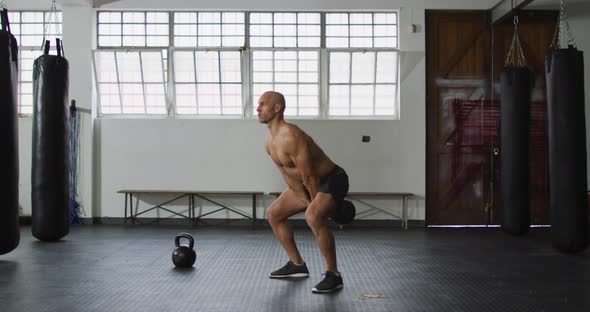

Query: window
<box><xmin>98</xmin><ymin>12</ymin><xmax>169</xmax><ymax>47</ymax></box>
<box><xmin>251</xmin><ymin>50</ymin><xmax>319</xmax><ymax>116</ymax></box>
<box><xmin>173</xmin><ymin>12</ymin><xmax>244</xmax><ymax>47</ymax></box>
<box><xmin>249</xmin><ymin>12</ymin><xmax>320</xmax><ymax>117</ymax></box>
<box><xmin>7</xmin><ymin>11</ymin><xmax>62</xmax><ymax>115</ymax></box>
<box><xmin>329</xmin><ymin>51</ymin><xmax>398</xmax><ymax>116</ymax></box>
<box><xmin>94</xmin><ymin>11</ymin><xmax>398</xmax><ymax>119</ymax></box>
<box><xmin>326</xmin><ymin>13</ymin><xmax>398</xmax><ymax>117</ymax></box>
<box><xmin>173</xmin><ymin>50</ymin><xmax>242</xmax><ymax>115</ymax></box>
<box><xmin>94</xmin><ymin>50</ymin><xmax>168</xmax><ymax>114</ymax></box>
<box><xmin>326</xmin><ymin>13</ymin><xmax>398</xmax><ymax>48</ymax></box>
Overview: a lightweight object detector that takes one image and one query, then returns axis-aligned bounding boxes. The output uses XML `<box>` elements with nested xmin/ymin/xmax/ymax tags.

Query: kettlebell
<box><xmin>172</xmin><ymin>233</ymin><xmax>196</xmax><ymax>268</ymax></box>
<box><xmin>332</xmin><ymin>199</ymin><xmax>356</xmax><ymax>225</ymax></box>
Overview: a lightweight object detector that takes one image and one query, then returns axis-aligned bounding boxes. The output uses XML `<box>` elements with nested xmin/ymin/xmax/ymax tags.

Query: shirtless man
<box><xmin>257</xmin><ymin>91</ymin><xmax>349</xmax><ymax>293</ymax></box>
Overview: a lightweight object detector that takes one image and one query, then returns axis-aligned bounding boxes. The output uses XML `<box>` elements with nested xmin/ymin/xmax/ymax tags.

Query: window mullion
<box><xmin>113</xmin><ymin>52</ymin><xmax>124</xmax><ymax>114</ymax></box>
<box><xmin>243</xmin><ymin>13</ymin><xmax>251</xmax><ymax>118</ymax></box>
<box><xmin>320</xmin><ymin>48</ymin><xmax>328</xmax><ymax>119</ymax></box>
<box><xmin>165</xmin><ymin>48</ymin><xmax>174</xmax><ymax>117</ymax></box>
<box><xmin>198</xmin><ymin>51</ymin><xmax>199</xmax><ymax>115</ymax></box>
<box><xmin>320</xmin><ymin>13</ymin><xmax>327</xmax><ymax>119</ymax></box>
<box><xmin>218</xmin><ymin>51</ymin><xmax>223</xmax><ymax>115</ymax></box>
<box><xmin>139</xmin><ymin>52</ymin><xmax>147</xmax><ymax>114</ymax></box>
<box><xmin>348</xmin><ymin>51</ymin><xmax>353</xmax><ymax>115</ymax></box>
<box><xmin>168</xmin><ymin>12</ymin><xmax>175</xmax><ymax>117</ymax></box>
<box><xmin>373</xmin><ymin>52</ymin><xmax>377</xmax><ymax>115</ymax></box>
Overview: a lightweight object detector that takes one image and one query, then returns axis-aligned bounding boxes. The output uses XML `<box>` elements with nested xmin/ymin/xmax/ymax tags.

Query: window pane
<box><xmin>350</xmin><ymin>85</ymin><xmax>374</xmax><ymax>115</ymax></box>
<box><xmin>123</xmin><ymin>12</ymin><xmax>145</xmax><ymax>23</ymax></box>
<box><xmin>147</xmin><ymin>12</ymin><xmax>168</xmax><ymax>23</ymax></box>
<box><xmin>116</xmin><ymin>52</ymin><xmax>142</xmax><ymax>82</ymax></box>
<box><xmin>326</xmin><ymin>12</ymin><xmax>398</xmax><ymax>48</ymax></box>
<box><xmin>376</xmin><ymin>52</ymin><xmax>397</xmax><ymax>83</ymax></box>
<box><xmin>221</xmin><ymin>84</ymin><xmax>242</xmax><ymax>115</ymax></box>
<box><xmin>329</xmin><ymin>85</ymin><xmax>350</xmax><ymax>116</ymax></box>
<box><xmin>175</xmin><ymin>12</ymin><xmax>196</xmax><ymax>24</ymax></box>
<box><xmin>174</xmin><ymin>51</ymin><xmax>195</xmax><ymax>82</ymax></box>
<box><xmin>250</xmin><ymin>12</ymin><xmax>319</xmax><ymax>48</ymax></box>
<box><xmin>374</xmin><ymin>13</ymin><xmax>397</xmax><ymax>24</ymax></box>
<box><xmin>351</xmin><ymin>52</ymin><xmax>375</xmax><ymax>84</ymax></box>
<box><xmin>298</xmin><ymin>84</ymin><xmax>318</xmax><ymax>116</ymax></box>
<box><xmin>220</xmin><ymin>51</ymin><xmax>242</xmax><ymax>83</ymax></box>
<box><xmin>174</xmin><ymin>11</ymin><xmax>244</xmax><ymax>47</ymax></box>
<box><xmin>141</xmin><ymin>52</ymin><xmax>165</xmax><ymax>83</ymax></box>
<box><xmin>95</xmin><ymin>51</ymin><xmax>118</xmax><ymax>82</ymax></box>
<box><xmin>195</xmin><ymin>51</ymin><xmax>220</xmax><ymax>82</ymax></box>
<box><xmin>375</xmin><ymin>84</ymin><xmax>396</xmax><ymax>115</ymax></box>
<box><xmin>250</xmin><ymin>13</ymin><xmax>272</xmax><ymax>24</ymax></box>
<box><xmin>99</xmin><ymin>11</ymin><xmax>170</xmax><ymax>47</ymax></box>
<box><xmin>120</xmin><ymin>83</ymin><xmax>145</xmax><ymax>114</ymax></box>
<box><xmin>175</xmin><ymin>84</ymin><xmax>197</xmax><ymax>114</ymax></box>
<box><xmin>329</xmin><ymin>52</ymin><xmax>350</xmax><ymax>84</ymax></box>
<box><xmin>197</xmin><ymin>84</ymin><xmax>221</xmax><ymax>114</ymax></box>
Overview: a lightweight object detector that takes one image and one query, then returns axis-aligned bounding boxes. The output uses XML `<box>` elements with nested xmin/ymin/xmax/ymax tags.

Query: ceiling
<box><xmin>526</xmin><ymin>0</ymin><xmax>590</xmax><ymax>10</ymax></box>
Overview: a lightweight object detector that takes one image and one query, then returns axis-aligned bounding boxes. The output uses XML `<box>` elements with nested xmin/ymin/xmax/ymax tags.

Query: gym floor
<box><xmin>0</xmin><ymin>224</ymin><xmax>589</xmax><ymax>312</ymax></box>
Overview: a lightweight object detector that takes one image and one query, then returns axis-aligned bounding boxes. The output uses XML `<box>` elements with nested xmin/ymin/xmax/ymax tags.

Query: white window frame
<box><xmin>94</xmin><ymin>10</ymin><xmax>399</xmax><ymax>120</ymax></box>
<box><xmin>8</xmin><ymin>11</ymin><xmax>62</xmax><ymax>116</ymax></box>
<box><xmin>327</xmin><ymin>48</ymin><xmax>400</xmax><ymax>119</ymax></box>
<box><xmin>170</xmin><ymin>47</ymin><xmax>244</xmax><ymax>117</ymax></box>
<box><xmin>92</xmin><ymin>48</ymin><xmax>169</xmax><ymax>117</ymax></box>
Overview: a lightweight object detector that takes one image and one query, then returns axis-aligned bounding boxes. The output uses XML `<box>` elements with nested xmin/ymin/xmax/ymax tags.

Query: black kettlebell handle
<box><xmin>175</xmin><ymin>233</ymin><xmax>194</xmax><ymax>250</ymax></box>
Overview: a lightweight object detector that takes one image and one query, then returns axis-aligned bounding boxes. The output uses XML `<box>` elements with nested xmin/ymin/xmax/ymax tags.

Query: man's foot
<box><xmin>312</xmin><ymin>271</ymin><xmax>343</xmax><ymax>293</ymax></box>
<box><xmin>269</xmin><ymin>261</ymin><xmax>310</xmax><ymax>278</ymax></box>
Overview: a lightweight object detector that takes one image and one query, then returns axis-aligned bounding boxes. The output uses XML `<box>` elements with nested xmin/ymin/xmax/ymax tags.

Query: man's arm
<box><xmin>287</xmin><ymin>137</ymin><xmax>319</xmax><ymax>200</ymax></box>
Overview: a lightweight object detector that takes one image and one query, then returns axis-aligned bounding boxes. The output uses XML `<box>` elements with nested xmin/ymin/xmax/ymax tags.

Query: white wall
<box><xmin>567</xmin><ymin>7</ymin><xmax>590</xmax><ymax>186</ymax></box>
<box><xmin>8</xmin><ymin>0</ymin><xmax>512</xmax><ymax>222</ymax></box>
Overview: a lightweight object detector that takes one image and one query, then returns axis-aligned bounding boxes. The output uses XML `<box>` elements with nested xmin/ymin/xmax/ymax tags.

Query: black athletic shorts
<box><xmin>303</xmin><ymin>164</ymin><xmax>349</xmax><ymax>202</ymax></box>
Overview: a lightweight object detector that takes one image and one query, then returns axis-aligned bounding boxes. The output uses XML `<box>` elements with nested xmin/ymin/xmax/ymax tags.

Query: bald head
<box><xmin>263</xmin><ymin>91</ymin><xmax>286</xmax><ymax>113</ymax></box>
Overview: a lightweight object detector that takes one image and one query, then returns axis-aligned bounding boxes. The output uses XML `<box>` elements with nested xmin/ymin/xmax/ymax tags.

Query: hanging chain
<box><xmin>43</xmin><ymin>0</ymin><xmax>61</xmax><ymax>39</ymax></box>
<box><xmin>505</xmin><ymin>15</ymin><xmax>527</xmax><ymax>67</ymax></box>
<box><xmin>551</xmin><ymin>0</ymin><xmax>577</xmax><ymax>49</ymax></box>
<box><xmin>0</xmin><ymin>0</ymin><xmax>7</xmax><ymax>9</ymax></box>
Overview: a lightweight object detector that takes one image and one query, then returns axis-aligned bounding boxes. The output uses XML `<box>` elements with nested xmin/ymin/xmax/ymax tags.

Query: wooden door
<box><xmin>426</xmin><ymin>11</ymin><xmax>494</xmax><ymax>225</ymax></box>
<box><xmin>426</xmin><ymin>10</ymin><xmax>557</xmax><ymax>226</ymax></box>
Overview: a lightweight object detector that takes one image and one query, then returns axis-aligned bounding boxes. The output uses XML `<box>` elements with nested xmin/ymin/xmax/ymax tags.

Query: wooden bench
<box><xmin>118</xmin><ymin>190</ymin><xmax>264</xmax><ymax>224</ymax></box>
<box><xmin>269</xmin><ymin>191</ymin><xmax>414</xmax><ymax>229</ymax></box>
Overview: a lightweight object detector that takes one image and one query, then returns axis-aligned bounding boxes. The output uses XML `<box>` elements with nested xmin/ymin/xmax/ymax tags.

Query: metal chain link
<box><xmin>43</xmin><ymin>0</ymin><xmax>61</xmax><ymax>39</ymax></box>
<box><xmin>551</xmin><ymin>0</ymin><xmax>577</xmax><ymax>49</ymax></box>
<box><xmin>505</xmin><ymin>15</ymin><xmax>527</xmax><ymax>67</ymax></box>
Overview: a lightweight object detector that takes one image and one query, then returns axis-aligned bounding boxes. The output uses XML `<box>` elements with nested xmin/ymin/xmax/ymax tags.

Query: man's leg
<box><xmin>266</xmin><ymin>188</ymin><xmax>309</xmax><ymax>264</ymax></box>
<box><xmin>304</xmin><ymin>192</ymin><xmax>338</xmax><ymax>272</ymax></box>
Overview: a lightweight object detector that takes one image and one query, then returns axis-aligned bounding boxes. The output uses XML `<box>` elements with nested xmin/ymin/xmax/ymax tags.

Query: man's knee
<box><xmin>305</xmin><ymin>204</ymin><xmax>328</xmax><ymax>229</ymax></box>
<box><xmin>266</xmin><ymin>206</ymin><xmax>281</xmax><ymax>224</ymax></box>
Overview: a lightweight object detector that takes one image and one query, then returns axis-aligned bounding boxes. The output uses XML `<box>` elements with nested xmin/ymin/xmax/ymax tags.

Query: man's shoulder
<box><xmin>283</xmin><ymin>122</ymin><xmax>306</xmax><ymax>137</ymax></box>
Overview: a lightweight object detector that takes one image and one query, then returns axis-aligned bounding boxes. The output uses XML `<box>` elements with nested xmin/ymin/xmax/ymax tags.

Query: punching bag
<box><xmin>546</xmin><ymin>46</ymin><xmax>588</xmax><ymax>253</ymax></box>
<box><xmin>500</xmin><ymin>18</ymin><xmax>531</xmax><ymax>235</ymax></box>
<box><xmin>32</xmin><ymin>39</ymin><xmax>70</xmax><ymax>242</ymax></box>
<box><xmin>0</xmin><ymin>9</ymin><xmax>20</xmax><ymax>255</ymax></box>
<box><xmin>501</xmin><ymin>67</ymin><xmax>532</xmax><ymax>235</ymax></box>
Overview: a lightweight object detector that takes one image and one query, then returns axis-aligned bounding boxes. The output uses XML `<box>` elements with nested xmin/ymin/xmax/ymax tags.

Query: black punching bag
<box><xmin>500</xmin><ymin>67</ymin><xmax>531</xmax><ymax>235</ymax></box>
<box><xmin>0</xmin><ymin>9</ymin><xmax>20</xmax><ymax>255</ymax></box>
<box><xmin>546</xmin><ymin>46</ymin><xmax>588</xmax><ymax>253</ymax></box>
<box><xmin>32</xmin><ymin>39</ymin><xmax>70</xmax><ymax>241</ymax></box>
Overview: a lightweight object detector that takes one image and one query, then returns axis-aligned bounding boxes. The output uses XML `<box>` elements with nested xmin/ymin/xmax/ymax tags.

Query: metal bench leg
<box><xmin>402</xmin><ymin>196</ymin><xmax>408</xmax><ymax>230</ymax></box>
<box><xmin>124</xmin><ymin>193</ymin><xmax>128</xmax><ymax>224</ymax></box>
<box><xmin>252</xmin><ymin>194</ymin><xmax>257</xmax><ymax>227</ymax></box>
